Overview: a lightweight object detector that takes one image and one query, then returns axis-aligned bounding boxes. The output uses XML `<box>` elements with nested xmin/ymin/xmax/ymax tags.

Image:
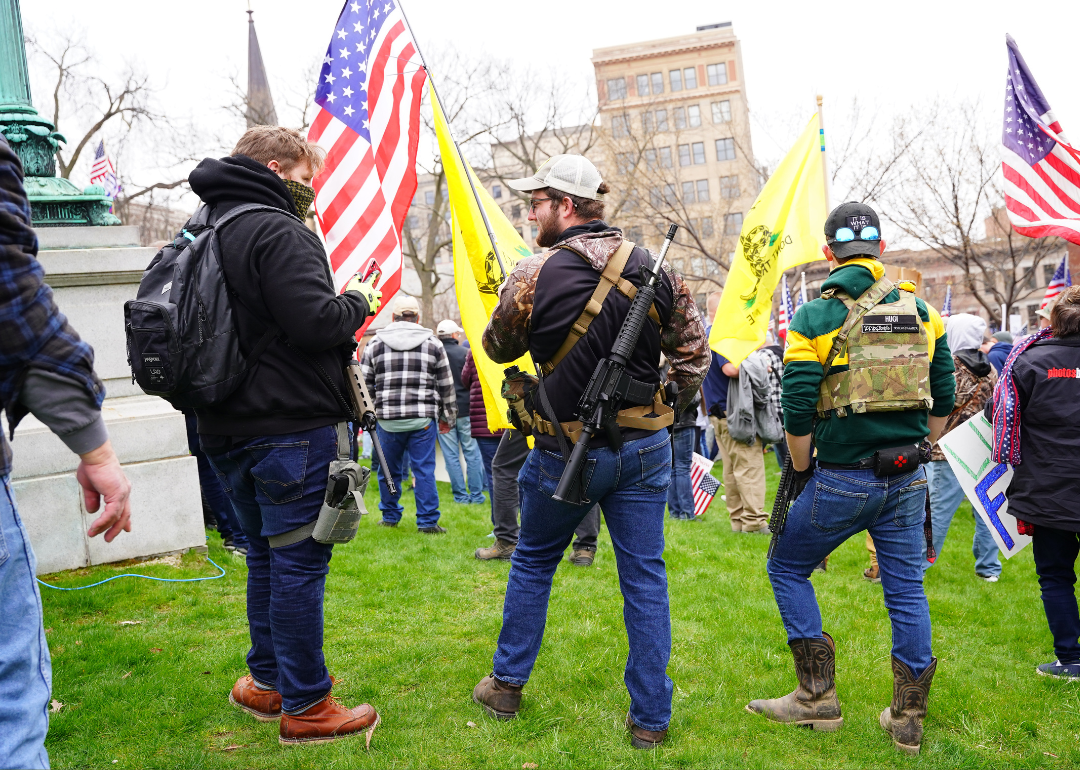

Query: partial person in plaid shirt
<box><xmin>0</xmin><ymin>135</ymin><xmax>132</xmax><ymax>769</ymax></box>
<box><xmin>758</xmin><ymin>334</ymin><xmax>789</xmax><ymax>468</ymax></box>
<box><xmin>360</xmin><ymin>295</ymin><xmax>457</xmax><ymax>533</ymax></box>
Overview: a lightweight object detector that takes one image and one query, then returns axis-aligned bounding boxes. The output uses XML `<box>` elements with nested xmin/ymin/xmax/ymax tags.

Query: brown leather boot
<box><xmin>279</xmin><ymin>692</ymin><xmax>380</xmax><ymax>747</ymax></box>
<box><xmin>475</xmin><ymin>539</ymin><xmax>516</xmax><ymax>561</ymax></box>
<box><xmin>472</xmin><ymin>673</ymin><xmax>522</xmax><ymax>720</ymax></box>
<box><xmin>625</xmin><ymin>714</ymin><xmax>667</xmax><ymax>749</ymax></box>
<box><xmin>746</xmin><ymin>632</ymin><xmax>843</xmax><ymax>731</ymax></box>
<box><xmin>229</xmin><ymin>675</ymin><xmax>281</xmax><ymax>722</ymax></box>
<box><xmin>569</xmin><ymin>549</ymin><xmax>595</xmax><ymax>567</ymax></box>
<box><xmin>880</xmin><ymin>656</ymin><xmax>937</xmax><ymax>755</ymax></box>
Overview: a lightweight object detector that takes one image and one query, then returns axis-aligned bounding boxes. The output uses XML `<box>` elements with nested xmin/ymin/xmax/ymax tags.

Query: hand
<box><xmin>792</xmin><ymin>458</ymin><xmax>816</xmax><ymax>500</ymax></box>
<box><xmin>344</xmin><ymin>272</ymin><xmax>382</xmax><ymax>314</ymax></box>
<box><xmin>76</xmin><ymin>440</ymin><xmax>132</xmax><ymax>543</ymax></box>
<box><xmin>438</xmin><ymin>420</ymin><xmax>451</xmax><ymax>434</ymax></box>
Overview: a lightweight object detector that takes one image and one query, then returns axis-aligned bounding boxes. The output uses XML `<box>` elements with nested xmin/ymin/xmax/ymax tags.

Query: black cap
<box><xmin>824</xmin><ymin>201</ymin><xmax>881</xmax><ymax>260</ymax></box>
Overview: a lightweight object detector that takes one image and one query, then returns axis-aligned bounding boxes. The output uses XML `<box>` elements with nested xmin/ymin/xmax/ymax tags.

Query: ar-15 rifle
<box><xmin>552</xmin><ymin>223</ymin><xmax>679</xmax><ymax>504</ymax></box>
<box><xmin>346</xmin><ymin>362</ymin><xmax>397</xmax><ymax>495</ymax></box>
<box><xmin>767</xmin><ymin>455</ymin><xmax>796</xmax><ymax>559</ymax></box>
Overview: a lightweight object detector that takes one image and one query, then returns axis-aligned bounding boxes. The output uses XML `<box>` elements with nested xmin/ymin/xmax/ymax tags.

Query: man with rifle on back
<box><xmin>472</xmin><ymin>155</ymin><xmax>710</xmax><ymax>749</ymax></box>
<box><xmin>746</xmin><ymin>202</ymin><xmax>956</xmax><ymax>755</ymax></box>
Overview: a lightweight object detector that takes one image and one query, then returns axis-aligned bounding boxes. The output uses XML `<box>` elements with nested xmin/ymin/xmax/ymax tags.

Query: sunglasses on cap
<box><xmin>829</xmin><ymin>225</ymin><xmax>880</xmax><ymax>243</ymax></box>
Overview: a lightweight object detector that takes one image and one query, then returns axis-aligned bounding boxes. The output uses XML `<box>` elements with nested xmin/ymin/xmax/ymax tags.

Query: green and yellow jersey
<box><xmin>781</xmin><ymin>258</ymin><xmax>956</xmax><ymax>464</ymax></box>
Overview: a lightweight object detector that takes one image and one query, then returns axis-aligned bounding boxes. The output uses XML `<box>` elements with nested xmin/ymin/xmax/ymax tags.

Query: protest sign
<box><xmin>937</xmin><ymin>413</ymin><xmax>1031</xmax><ymax>558</ymax></box>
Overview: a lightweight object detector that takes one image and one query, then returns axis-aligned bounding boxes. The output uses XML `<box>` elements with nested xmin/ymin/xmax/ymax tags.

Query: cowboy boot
<box><xmin>746</xmin><ymin>632</ymin><xmax>843</xmax><ymax>731</ymax></box>
<box><xmin>880</xmin><ymin>655</ymin><xmax>937</xmax><ymax>755</ymax></box>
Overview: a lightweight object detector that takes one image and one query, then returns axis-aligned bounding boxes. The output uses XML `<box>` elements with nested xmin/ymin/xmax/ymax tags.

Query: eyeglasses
<box><xmin>830</xmin><ymin>225</ymin><xmax>880</xmax><ymax>243</ymax></box>
<box><xmin>528</xmin><ymin>197</ymin><xmax>555</xmax><ymax>212</ymax></box>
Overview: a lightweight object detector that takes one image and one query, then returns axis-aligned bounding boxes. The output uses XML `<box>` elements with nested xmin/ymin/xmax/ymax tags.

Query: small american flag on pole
<box><xmin>1001</xmin><ymin>35</ymin><xmax>1080</xmax><ymax>245</ymax></box>
<box><xmin>777</xmin><ymin>275</ymin><xmax>795</xmax><ymax>342</ymax></box>
<box><xmin>690</xmin><ymin>452</ymin><xmax>720</xmax><ymax>518</ymax></box>
<box><xmin>1041</xmin><ymin>254</ymin><xmax>1071</xmax><ymax>309</ymax></box>
<box><xmin>89</xmin><ymin>140</ymin><xmax>121</xmax><ymax>199</ymax></box>
<box><xmin>307</xmin><ymin>0</ymin><xmax>426</xmax><ymax>332</ymax></box>
<box><xmin>941</xmin><ymin>284</ymin><xmax>952</xmax><ymax>318</ymax></box>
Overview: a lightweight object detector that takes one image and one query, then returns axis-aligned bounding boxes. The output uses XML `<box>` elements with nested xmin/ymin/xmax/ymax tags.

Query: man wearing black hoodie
<box><xmin>187</xmin><ymin>126</ymin><xmax>382</xmax><ymax>747</ymax></box>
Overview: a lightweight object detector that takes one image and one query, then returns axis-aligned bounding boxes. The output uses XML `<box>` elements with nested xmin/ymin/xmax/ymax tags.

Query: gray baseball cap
<box><xmin>507</xmin><ymin>154</ymin><xmax>606</xmax><ymax>200</ymax></box>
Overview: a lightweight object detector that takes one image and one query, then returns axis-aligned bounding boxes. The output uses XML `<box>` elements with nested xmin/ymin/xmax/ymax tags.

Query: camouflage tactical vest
<box><xmin>816</xmin><ymin>276</ymin><xmax>934</xmax><ymax>418</ymax></box>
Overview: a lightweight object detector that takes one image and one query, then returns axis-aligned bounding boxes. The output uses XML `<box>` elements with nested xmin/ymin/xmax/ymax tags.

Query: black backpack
<box><xmin>124</xmin><ymin>203</ymin><xmax>296</xmax><ymax>409</ymax></box>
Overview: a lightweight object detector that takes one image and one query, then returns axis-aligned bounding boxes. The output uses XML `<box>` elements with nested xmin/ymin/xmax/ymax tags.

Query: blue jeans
<box><xmin>205</xmin><ymin>426</ymin><xmax>338</xmax><ymax>713</ymax></box>
<box><xmin>376</xmin><ymin>421</ymin><xmax>441</xmax><ymax>528</ymax></box>
<box><xmin>924</xmin><ymin>460</ymin><xmax>1001</xmax><ymax>577</ymax></box>
<box><xmin>0</xmin><ymin>478</ymin><xmax>51</xmax><ymax>769</ymax></box>
<box><xmin>493</xmin><ymin>431</ymin><xmax>673</xmax><ymax>731</ymax></box>
<box><xmin>475</xmin><ymin>436</ymin><xmax>501</xmax><ymax>502</ymax></box>
<box><xmin>184</xmin><ymin>411</ymin><xmax>247</xmax><ymax>549</ymax></box>
<box><xmin>768</xmin><ymin>466</ymin><xmax>933</xmax><ymax>678</ymax></box>
<box><xmin>667</xmin><ymin>427</ymin><xmax>695</xmax><ymax>518</ymax></box>
<box><xmin>437</xmin><ymin>417</ymin><xmax>485</xmax><ymax>503</ymax></box>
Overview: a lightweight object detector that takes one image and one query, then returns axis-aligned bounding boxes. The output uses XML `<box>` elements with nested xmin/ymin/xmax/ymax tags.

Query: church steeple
<box><xmin>246</xmin><ymin>7</ymin><xmax>278</xmax><ymax>127</ymax></box>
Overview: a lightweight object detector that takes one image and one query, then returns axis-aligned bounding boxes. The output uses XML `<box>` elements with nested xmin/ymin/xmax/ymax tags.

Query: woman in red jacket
<box><xmin>461</xmin><ymin>351</ymin><xmax>504</xmax><ymax>501</ymax></box>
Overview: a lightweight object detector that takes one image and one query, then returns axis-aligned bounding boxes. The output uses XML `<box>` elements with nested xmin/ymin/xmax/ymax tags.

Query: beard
<box><xmin>534</xmin><ymin>205</ymin><xmax>563</xmax><ymax>248</ymax></box>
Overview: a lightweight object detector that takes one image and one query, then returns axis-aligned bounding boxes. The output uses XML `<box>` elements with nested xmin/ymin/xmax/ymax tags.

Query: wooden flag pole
<box><xmin>816</xmin><ymin>94</ymin><xmax>832</xmax><ymax>211</ymax></box>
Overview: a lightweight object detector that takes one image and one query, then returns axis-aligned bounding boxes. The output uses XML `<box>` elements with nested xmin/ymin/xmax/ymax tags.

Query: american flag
<box><xmin>690</xmin><ymin>452</ymin><xmax>720</xmax><ymax>518</ymax></box>
<box><xmin>89</xmin><ymin>140</ymin><xmax>121</xmax><ymax>199</ymax></box>
<box><xmin>307</xmin><ymin>0</ymin><xmax>426</xmax><ymax>331</ymax></box>
<box><xmin>1041</xmin><ymin>254</ymin><xmax>1072</xmax><ymax>309</ymax></box>
<box><xmin>1001</xmin><ymin>35</ymin><xmax>1080</xmax><ymax>245</ymax></box>
<box><xmin>941</xmin><ymin>284</ymin><xmax>952</xmax><ymax>318</ymax></box>
<box><xmin>777</xmin><ymin>275</ymin><xmax>795</xmax><ymax>342</ymax></box>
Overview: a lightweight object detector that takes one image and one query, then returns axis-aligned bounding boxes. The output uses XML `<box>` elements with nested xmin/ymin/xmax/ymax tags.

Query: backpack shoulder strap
<box><xmin>822</xmin><ymin>276</ymin><xmax>895</xmax><ymax>371</ymax></box>
<box><xmin>541</xmin><ymin>239</ymin><xmax>636</xmax><ymax>374</ymax></box>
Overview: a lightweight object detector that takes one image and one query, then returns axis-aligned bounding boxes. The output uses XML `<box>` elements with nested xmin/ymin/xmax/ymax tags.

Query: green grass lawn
<box><xmin>38</xmin><ymin>455</ymin><xmax>1080</xmax><ymax>769</ymax></box>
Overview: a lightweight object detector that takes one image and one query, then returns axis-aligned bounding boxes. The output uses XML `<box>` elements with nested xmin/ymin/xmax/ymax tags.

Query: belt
<box><xmin>818</xmin><ymin>458</ymin><xmax>876</xmax><ymax>470</ymax></box>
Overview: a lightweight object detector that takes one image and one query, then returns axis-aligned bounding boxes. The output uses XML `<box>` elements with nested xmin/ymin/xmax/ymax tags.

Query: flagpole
<box><xmin>397</xmin><ymin>1</ymin><xmax>509</xmax><ymax>280</ymax></box>
<box><xmin>800</xmin><ymin>271</ymin><xmax>807</xmax><ymax>303</ymax></box>
<box><xmin>816</xmin><ymin>94</ymin><xmax>831</xmax><ymax>210</ymax></box>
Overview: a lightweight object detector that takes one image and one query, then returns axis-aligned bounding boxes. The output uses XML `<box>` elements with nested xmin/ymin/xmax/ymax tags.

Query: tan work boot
<box><xmin>475</xmin><ymin>539</ymin><xmax>515</xmax><ymax>561</ymax></box>
<box><xmin>880</xmin><ymin>656</ymin><xmax>937</xmax><ymax>755</ymax></box>
<box><xmin>472</xmin><ymin>673</ymin><xmax>523</xmax><ymax>720</ymax></box>
<box><xmin>569</xmin><ymin>549</ymin><xmax>595</xmax><ymax>567</ymax></box>
<box><xmin>625</xmin><ymin>713</ymin><xmax>667</xmax><ymax>749</ymax></box>
<box><xmin>863</xmin><ymin>563</ymin><xmax>881</xmax><ymax>583</ymax></box>
<box><xmin>229</xmin><ymin>674</ymin><xmax>281</xmax><ymax>722</ymax></box>
<box><xmin>279</xmin><ymin>691</ymin><xmax>380</xmax><ymax>747</ymax></box>
<box><xmin>746</xmin><ymin>632</ymin><xmax>843</xmax><ymax>731</ymax></box>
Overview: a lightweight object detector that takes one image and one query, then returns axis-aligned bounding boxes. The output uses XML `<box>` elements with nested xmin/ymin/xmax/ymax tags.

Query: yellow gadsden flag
<box><xmin>709</xmin><ymin>115</ymin><xmax>827</xmax><ymax>365</ymax></box>
<box><xmin>431</xmin><ymin>84</ymin><xmax>533</xmax><ymax>430</ymax></box>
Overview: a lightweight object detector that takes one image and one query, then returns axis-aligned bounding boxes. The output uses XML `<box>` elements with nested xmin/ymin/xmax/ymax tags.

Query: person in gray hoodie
<box><xmin>360</xmin><ymin>295</ymin><xmax>457</xmax><ymax>532</ymax></box>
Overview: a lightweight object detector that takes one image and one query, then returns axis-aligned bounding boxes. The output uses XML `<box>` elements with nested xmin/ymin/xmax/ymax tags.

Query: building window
<box><xmin>512</xmin><ymin>204</ymin><xmax>522</xmax><ymax>220</ymax></box>
<box><xmin>645</xmin><ymin>148</ymin><xmax>657</xmax><ymax>170</ymax></box>
<box><xmin>642</xmin><ymin>111</ymin><xmax>654</xmax><ymax>134</ymax></box>
<box><xmin>531</xmin><ymin>225</ymin><xmax>539</xmax><ymax>239</ymax></box>
<box><xmin>678</xmin><ymin>144</ymin><xmax>691</xmax><ymax>166</ymax></box>
<box><xmin>616</xmin><ymin>152</ymin><xmax>634</xmax><ymax>175</ymax></box>
<box><xmin>669</xmin><ymin>68</ymin><xmax>683</xmax><ymax>92</ymax></box>
<box><xmin>696</xmin><ymin>179</ymin><xmax>710</xmax><ymax>202</ymax></box>
<box><xmin>674</xmin><ymin>107</ymin><xmax>687</xmax><ymax>130</ymax></box>
<box><xmin>688</xmin><ymin>104</ymin><xmax>701</xmax><ymax>127</ymax></box>
<box><xmin>518</xmin><ymin>226</ymin><xmax>525</xmax><ymax>238</ymax></box>
<box><xmin>424</xmin><ymin>190</ymin><xmax>435</xmax><ymax>205</ymax></box>
<box><xmin>683</xmin><ymin>67</ymin><xmax>698</xmax><ymax>90</ymax></box>
<box><xmin>659</xmin><ymin>146</ymin><xmax>673</xmax><ymax>167</ymax></box>
<box><xmin>692</xmin><ymin>142</ymin><xmax>706</xmax><ymax>164</ymax></box>
<box><xmin>724</xmin><ymin>212</ymin><xmax>744</xmax><ymax>234</ymax></box>
<box><xmin>492</xmin><ymin>184</ymin><xmax>502</xmax><ymax>199</ymax></box>
<box><xmin>664</xmin><ymin>184</ymin><xmax>678</xmax><ymax>206</ymax></box>
<box><xmin>716</xmin><ymin>137</ymin><xmax>736</xmax><ymax>161</ymax></box>
<box><xmin>1044</xmin><ymin>262</ymin><xmax>1058</xmax><ymax>285</ymax></box>
<box><xmin>702</xmin><ymin>216</ymin><xmax>714</xmax><ymax>237</ymax></box>
<box><xmin>707</xmin><ymin>62</ymin><xmax>728</xmax><ymax>86</ymax></box>
<box><xmin>720</xmin><ymin>175</ymin><xmax>740</xmax><ymax>198</ymax></box>
<box><xmin>407</xmin><ymin>215</ymin><xmax>419</xmax><ymax>229</ymax></box>
<box><xmin>636</xmin><ymin>73</ymin><xmax>650</xmax><ymax>96</ymax></box>
<box><xmin>607</xmin><ymin>77</ymin><xmax>627</xmax><ymax>100</ymax></box>
<box><xmin>1027</xmin><ymin>303</ymin><xmax>1040</xmax><ymax>328</ymax></box>
<box><xmin>651</xmin><ymin>72</ymin><xmax>663</xmax><ymax>94</ymax></box>
<box><xmin>655</xmin><ymin>109</ymin><xmax>668</xmax><ymax>132</ymax></box>
<box><xmin>649</xmin><ymin>187</ymin><xmax>662</xmax><ymax>208</ymax></box>
<box><xmin>611</xmin><ymin>113</ymin><xmax>630</xmax><ymax>138</ymax></box>
<box><xmin>682</xmin><ymin>180</ymin><xmax>696</xmax><ymax>203</ymax></box>
<box><xmin>712</xmin><ymin>100</ymin><xmax>732</xmax><ymax>123</ymax></box>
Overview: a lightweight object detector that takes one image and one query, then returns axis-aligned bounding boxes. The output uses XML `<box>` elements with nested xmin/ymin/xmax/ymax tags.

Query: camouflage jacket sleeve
<box><xmin>930</xmin><ymin>356</ymin><xmax>996</xmax><ymax>461</ymax></box>
<box><xmin>661</xmin><ymin>266</ymin><xmax>711</xmax><ymax>411</ymax></box>
<box><xmin>482</xmin><ymin>254</ymin><xmax>546</xmax><ymax>365</ymax></box>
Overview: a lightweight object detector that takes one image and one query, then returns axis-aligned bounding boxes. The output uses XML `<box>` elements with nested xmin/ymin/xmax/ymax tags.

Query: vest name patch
<box><xmin>1047</xmin><ymin>367</ymin><xmax>1080</xmax><ymax>379</ymax></box>
<box><xmin>862</xmin><ymin>314</ymin><xmax>920</xmax><ymax>334</ymax></box>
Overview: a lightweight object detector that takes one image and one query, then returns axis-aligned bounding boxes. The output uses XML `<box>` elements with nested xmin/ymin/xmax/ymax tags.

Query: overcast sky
<box><xmin>21</xmin><ymin>0</ymin><xmax>1080</xmax><ymax>188</ymax></box>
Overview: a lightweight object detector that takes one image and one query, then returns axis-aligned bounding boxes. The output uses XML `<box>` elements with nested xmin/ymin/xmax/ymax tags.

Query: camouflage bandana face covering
<box><xmin>283</xmin><ymin>178</ymin><xmax>315</xmax><ymax>216</ymax></box>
